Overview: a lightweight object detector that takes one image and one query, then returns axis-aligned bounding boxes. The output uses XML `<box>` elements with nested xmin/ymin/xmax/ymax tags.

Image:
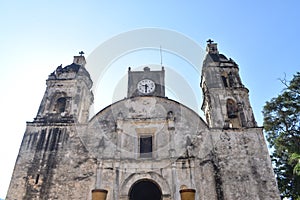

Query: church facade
<box><xmin>6</xmin><ymin>41</ymin><xmax>280</xmax><ymax>200</ymax></box>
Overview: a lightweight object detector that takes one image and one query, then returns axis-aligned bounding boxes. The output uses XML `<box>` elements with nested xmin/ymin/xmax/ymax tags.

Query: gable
<box><xmin>80</xmin><ymin>96</ymin><xmax>208</xmax><ymax>159</ymax></box>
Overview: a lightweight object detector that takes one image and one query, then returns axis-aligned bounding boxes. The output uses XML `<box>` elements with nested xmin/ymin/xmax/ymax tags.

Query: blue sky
<box><xmin>0</xmin><ymin>0</ymin><xmax>299</xmax><ymax>198</ymax></box>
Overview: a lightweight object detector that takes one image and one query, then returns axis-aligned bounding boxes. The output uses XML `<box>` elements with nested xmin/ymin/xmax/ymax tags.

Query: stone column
<box><xmin>167</xmin><ymin>111</ymin><xmax>176</xmax><ymax>158</ymax></box>
<box><xmin>116</xmin><ymin>112</ymin><xmax>124</xmax><ymax>159</ymax></box>
<box><xmin>171</xmin><ymin>162</ymin><xmax>178</xmax><ymax>200</ymax></box>
<box><xmin>95</xmin><ymin>161</ymin><xmax>102</xmax><ymax>188</ymax></box>
<box><xmin>92</xmin><ymin>162</ymin><xmax>108</xmax><ymax>200</ymax></box>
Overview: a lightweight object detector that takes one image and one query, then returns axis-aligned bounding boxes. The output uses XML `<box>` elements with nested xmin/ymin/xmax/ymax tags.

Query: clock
<box><xmin>137</xmin><ymin>79</ymin><xmax>155</xmax><ymax>94</ymax></box>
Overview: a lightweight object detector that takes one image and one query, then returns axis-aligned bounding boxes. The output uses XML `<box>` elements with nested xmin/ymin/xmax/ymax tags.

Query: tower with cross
<box><xmin>206</xmin><ymin>39</ymin><xmax>219</xmax><ymax>54</ymax></box>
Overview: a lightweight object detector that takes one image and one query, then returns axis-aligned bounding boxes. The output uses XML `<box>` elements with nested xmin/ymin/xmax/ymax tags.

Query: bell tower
<box><xmin>35</xmin><ymin>53</ymin><xmax>93</xmax><ymax>123</ymax></box>
<box><xmin>6</xmin><ymin>53</ymin><xmax>95</xmax><ymax>200</ymax></box>
<box><xmin>201</xmin><ymin>40</ymin><xmax>257</xmax><ymax>129</ymax></box>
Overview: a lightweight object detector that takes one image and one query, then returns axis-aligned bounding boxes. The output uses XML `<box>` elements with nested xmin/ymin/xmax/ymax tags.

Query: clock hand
<box><xmin>144</xmin><ymin>84</ymin><xmax>148</xmax><ymax>93</ymax></box>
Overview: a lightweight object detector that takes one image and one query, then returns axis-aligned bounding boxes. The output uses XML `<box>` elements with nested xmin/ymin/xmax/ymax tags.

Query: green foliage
<box><xmin>290</xmin><ymin>153</ymin><xmax>300</xmax><ymax>176</ymax></box>
<box><xmin>263</xmin><ymin>72</ymin><xmax>300</xmax><ymax>199</ymax></box>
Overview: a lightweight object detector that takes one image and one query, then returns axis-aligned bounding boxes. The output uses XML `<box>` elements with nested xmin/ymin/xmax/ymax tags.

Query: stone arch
<box><xmin>120</xmin><ymin>172</ymin><xmax>171</xmax><ymax>200</ymax></box>
<box><xmin>221</xmin><ymin>71</ymin><xmax>229</xmax><ymax>88</ymax></box>
<box><xmin>129</xmin><ymin>179</ymin><xmax>162</xmax><ymax>200</ymax></box>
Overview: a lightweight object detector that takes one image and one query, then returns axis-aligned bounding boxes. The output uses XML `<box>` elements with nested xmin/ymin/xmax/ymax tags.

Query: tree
<box><xmin>263</xmin><ymin>72</ymin><xmax>300</xmax><ymax>199</ymax></box>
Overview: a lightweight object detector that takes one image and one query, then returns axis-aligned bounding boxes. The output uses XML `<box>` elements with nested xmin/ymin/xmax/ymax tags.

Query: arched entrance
<box><xmin>129</xmin><ymin>179</ymin><xmax>162</xmax><ymax>200</ymax></box>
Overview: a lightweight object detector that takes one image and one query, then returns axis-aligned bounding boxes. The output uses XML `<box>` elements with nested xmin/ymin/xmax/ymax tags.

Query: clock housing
<box><xmin>127</xmin><ymin>66</ymin><xmax>165</xmax><ymax>97</ymax></box>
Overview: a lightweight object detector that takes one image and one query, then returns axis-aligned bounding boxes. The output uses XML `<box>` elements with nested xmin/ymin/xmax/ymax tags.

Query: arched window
<box><xmin>55</xmin><ymin>97</ymin><xmax>66</xmax><ymax>113</ymax></box>
<box><xmin>226</xmin><ymin>99</ymin><xmax>238</xmax><ymax>118</ymax></box>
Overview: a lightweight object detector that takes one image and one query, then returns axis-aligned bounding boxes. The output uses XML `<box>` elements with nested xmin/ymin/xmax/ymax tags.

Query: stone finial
<box><xmin>144</xmin><ymin>66</ymin><xmax>150</xmax><ymax>71</ymax></box>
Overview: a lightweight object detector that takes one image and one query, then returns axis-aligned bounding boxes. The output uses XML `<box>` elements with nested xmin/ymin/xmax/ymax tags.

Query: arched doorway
<box><xmin>129</xmin><ymin>179</ymin><xmax>162</xmax><ymax>200</ymax></box>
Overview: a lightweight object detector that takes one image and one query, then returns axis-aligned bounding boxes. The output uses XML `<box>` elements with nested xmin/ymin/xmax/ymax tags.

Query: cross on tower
<box><xmin>79</xmin><ymin>51</ymin><xmax>85</xmax><ymax>56</ymax></box>
<box><xmin>207</xmin><ymin>39</ymin><xmax>214</xmax><ymax>44</ymax></box>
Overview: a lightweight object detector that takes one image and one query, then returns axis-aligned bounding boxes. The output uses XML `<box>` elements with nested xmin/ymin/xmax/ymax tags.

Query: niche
<box><xmin>226</xmin><ymin>99</ymin><xmax>238</xmax><ymax>118</ymax></box>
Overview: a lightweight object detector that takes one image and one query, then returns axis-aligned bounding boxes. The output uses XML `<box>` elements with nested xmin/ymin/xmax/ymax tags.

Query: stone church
<box><xmin>6</xmin><ymin>41</ymin><xmax>280</xmax><ymax>200</ymax></box>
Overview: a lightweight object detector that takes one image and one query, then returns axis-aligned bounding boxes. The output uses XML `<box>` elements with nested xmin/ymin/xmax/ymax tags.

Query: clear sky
<box><xmin>0</xmin><ymin>0</ymin><xmax>299</xmax><ymax>198</ymax></box>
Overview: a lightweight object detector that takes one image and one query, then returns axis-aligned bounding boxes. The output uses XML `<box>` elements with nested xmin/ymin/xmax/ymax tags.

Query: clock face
<box><xmin>137</xmin><ymin>79</ymin><xmax>156</xmax><ymax>94</ymax></box>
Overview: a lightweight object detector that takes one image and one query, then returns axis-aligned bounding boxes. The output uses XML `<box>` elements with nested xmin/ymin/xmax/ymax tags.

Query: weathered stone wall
<box><xmin>6</xmin><ymin>123</ymin><xmax>96</xmax><ymax>200</ymax></box>
<box><xmin>83</xmin><ymin>96</ymin><xmax>207</xmax><ymax>160</ymax></box>
<box><xmin>6</xmin><ymin>96</ymin><xmax>280</xmax><ymax>200</ymax></box>
<box><xmin>207</xmin><ymin>128</ymin><xmax>280</xmax><ymax>200</ymax></box>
